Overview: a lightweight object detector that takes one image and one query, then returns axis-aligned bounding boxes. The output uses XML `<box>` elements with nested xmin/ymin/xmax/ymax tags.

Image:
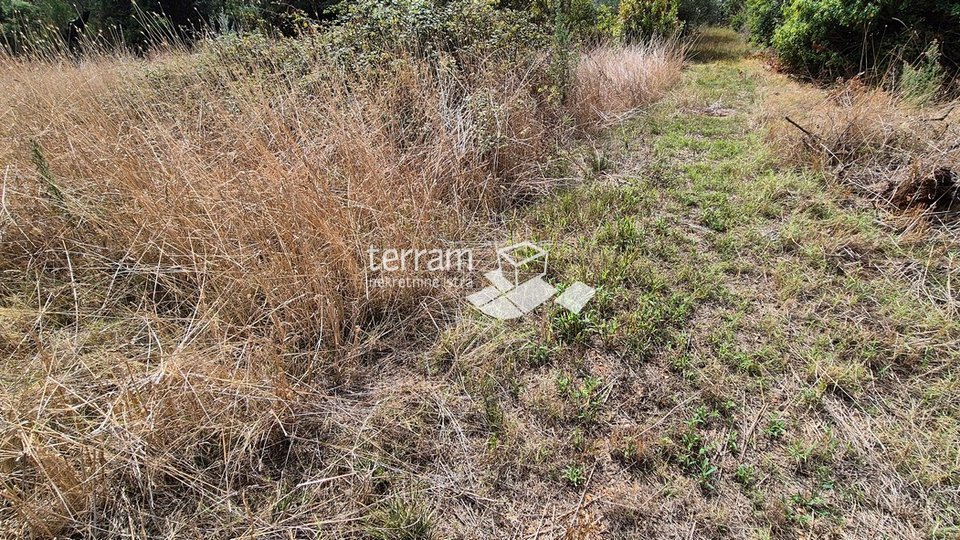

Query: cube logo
<box><xmin>466</xmin><ymin>241</ymin><xmax>596</xmax><ymax>320</ymax></box>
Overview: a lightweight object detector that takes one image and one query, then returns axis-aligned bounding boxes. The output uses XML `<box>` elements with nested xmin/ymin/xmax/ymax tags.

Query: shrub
<box><xmin>772</xmin><ymin>0</ymin><xmax>874</xmax><ymax>75</ymax></box>
<box><xmin>326</xmin><ymin>0</ymin><xmax>547</xmax><ymax>66</ymax></box>
<box><xmin>616</xmin><ymin>0</ymin><xmax>682</xmax><ymax>41</ymax></box>
<box><xmin>900</xmin><ymin>41</ymin><xmax>944</xmax><ymax>106</ymax></box>
<box><xmin>772</xmin><ymin>0</ymin><xmax>960</xmax><ymax>79</ymax></box>
<box><xmin>0</xmin><ymin>0</ymin><xmax>74</xmax><ymax>54</ymax></box>
<box><xmin>763</xmin><ymin>76</ymin><xmax>960</xmax><ymax>216</ymax></box>
<box><xmin>744</xmin><ymin>0</ymin><xmax>784</xmax><ymax>45</ymax></box>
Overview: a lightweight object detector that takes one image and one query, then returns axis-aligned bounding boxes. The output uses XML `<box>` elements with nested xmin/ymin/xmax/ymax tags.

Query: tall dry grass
<box><xmin>571</xmin><ymin>40</ymin><xmax>684</xmax><ymax>127</ymax></box>
<box><xmin>1</xmin><ymin>43</ymin><xmax>555</xmax><ymax>353</ymax></box>
<box><xmin>0</xmin><ymin>37</ymin><xmax>683</xmax><ymax>537</ymax></box>
<box><xmin>764</xmin><ymin>78</ymin><xmax>960</xmax><ymax>220</ymax></box>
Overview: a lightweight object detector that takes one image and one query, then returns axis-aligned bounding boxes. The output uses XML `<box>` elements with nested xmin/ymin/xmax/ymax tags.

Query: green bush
<box><xmin>772</xmin><ymin>0</ymin><xmax>875</xmax><ymax>74</ymax></box>
<box><xmin>771</xmin><ymin>0</ymin><xmax>960</xmax><ymax>78</ymax></box>
<box><xmin>1</xmin><ymin>0</ymin><xmax>74</xmax><ymax>53</ymax></box>
<box><xmin>326</xmin><ymin>0</ymin><xmax>547</xmax><ymax>65</ymax></box>
<box><xmin>616</xmin><ymin>0</ymin><xmax>682</xmax><ymax>40</ymax></box>
<box><xmin>900</xmin><ymin>41</ymin><xmax>944</xmax><ymax>105</ymax></box>
<box><xmin>519</xmin><ymin>0</ymin><xmax>615</xmax><ymax>41</ymax></box>
<box><xmin>744</xmin><ymin>0</ymin><xmax>784</xmax><ymax>45</ymax></box>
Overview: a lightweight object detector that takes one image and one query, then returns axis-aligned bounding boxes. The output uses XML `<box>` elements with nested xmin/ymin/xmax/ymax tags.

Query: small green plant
<box><xmin>735</xmin><ymin>463</ymin><xmax>756</xmax><ymax>485</ymax></box>
<box><xmin>785</xmin><ymin>491</ymin><xmax>832</xmax><ymax>525</ymax></box>
<box><xmin>550</xmin><ymin>309</ymin><xmax>600</xmax><ymax>344</ymax></box>
<box><xmin>556</xmin><ymin>373</ymin><xmax>606</xmax><ymax>423</ymax></box>
<box><xmin>725</xmin><ymin>430</ymin><xmax>740</xmax><ymax>452</ymax></box>
<box><xmin>523</xmin><ymin>342</ymin><xmax>554</xmax><ymax>368</ymax></box>
<box><xmin>688</xmin><ymin>405</ymin><xmax>720</xmax><ymax>429</ymax></box>
<box><xmin>696</xmin><ymin>458</ymin><xmax>719</xmax><ymax>490</ymax></box>
<box><xmin>700</xmin><ymin>193</ymin><xmax>735</xmax><ymax>232</ymax></box>
<box><xmin>598</xmin><ymin>216</ymin><xmax>643</xmax><ymax>251</ymax></box>
<box><xmin>365</xmin><ymin>499</ymin><xmax>433</xmax><ymax>540</ymax></box>
<box><xmin>613</xmin><ymin>435</ymin><xmax>653</xmax><ymax>468</ymax></box>
<box><xmin>586</xmin><ymin>147</ymin><xmax>610</xmax><ymax>175</ymax></box>
<box><xmin>799</xmin><ymin>384</ymin><xmax>824</xmax><ymax>408</ymax></box>
<box><xmin>562</xmin><ymin>464</ymin><xmax>586</xmax><ymax>487</ymax></box>
<box><xmin>669</xmin><ymin>429</ymin><xmax>720</xmax><ymax>492</ymax></box>
<box><xmin>30</xmin><ymin>140</ymin><xmax>64</xmax><ymax>206</ymax></box>
<box><xmin>669</xmin><ymin>352</ymin><xmax>696</xmax><ymax>378</ymax></box>
<box><xmin>786</xmin><ymin>440</ymin><xmax>814</xmax><ymax>469</ymax></box>
<box><xmin>764</xmin><ymin>414</ymin><xmax>786</xmax><ymax>439</ymax></box>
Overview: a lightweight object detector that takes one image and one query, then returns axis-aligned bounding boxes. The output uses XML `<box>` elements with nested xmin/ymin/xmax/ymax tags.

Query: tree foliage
<box><xmin>616</xmin><ymin>0</ymin><xmax>681</xmax><ymax>39</ymax></box>
<box><xmin>746</xmin><ymin>0</ymin><xmax>960</xmax><ymax>79</ymax></box>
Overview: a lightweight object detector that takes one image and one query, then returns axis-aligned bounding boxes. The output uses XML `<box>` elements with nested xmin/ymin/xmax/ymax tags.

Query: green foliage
<box><xmin>771</xmin><ymin>0</ymin><xmax>960</xmax><ymax>79</ymax></box>
<box><xmin>30</xmin><ymin>140</ymin><xmax>64</xmax><ymax>207</ymax></box>
<box><xmin>744</xmin><ymin>0</ymin><xmax>784</xmax><ymax>45</ymax></box>
<box><xmin>616</xmin><ymin>0</ymin><xmax>682</xmax><ymax>40</ymax></box>
<box><xmin>678</xmin><ymin>0</ymin><xmax>741</xmax><ymax>29</ymax></box>
<box><xmin>1</xmin><ymin>0</ymin><xmax>72</xmax><ymax>53</ymax></box>
<box><xmin>735</xmin><ymin>463</ymin><xmax>756</xmax><ymax>485</ymax></box>
<box><xmin>900</xmin><ymin>41</ymin><xmax>943</xmax><ymax>106</ymax></box>
<box><xmin>556</xmin><ymin>373</ymin><xmax>605</xmax><ymax>422</ymax></box>
<box><xmin>772</xmin><ymin>0</ymin><xmax>875</xmax><ymax>74</ymax></box>
<box><xmin>327</xmin><ymin>0</ymin><xmax>547</xmax><ymax>65</ymax></box>
<box><xmin>764</xmin><ymin>414</ymin><xmax>786</xmax><ymax>438</ymax></box>
<box><xmin>666</xmin><ymin>429</ymin><xmax>719</xmax><ymax>491</ymax></box>
<box><xmin>529</xmin><ymin>0</ymin><xmax>608</xmax><ymax>38</ymax></box>
<box><xmin>561</xmin><ymin>463</ymin><xmax>586</xmax><ymax>486</ymax></box>
<box><xmin>546</xmin><ymin>6</ymin><xmax>574</xmax><ymax>104</ymax></box>
<box><xmin>364</xmin><ymin>499</ymin><xmax>433</xmax><ymax>540</ymax></box>
<box><xmin>550</xmin><ymin>308</ymin><xmax>602</xmax><ymax>344</ymax></box>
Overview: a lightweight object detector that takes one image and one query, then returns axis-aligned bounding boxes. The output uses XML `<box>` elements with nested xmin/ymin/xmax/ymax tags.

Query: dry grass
<box><xmin>0</xmin><ymin>41</ymin><xmax>556</xmax><ymax>352</ymax></box>
<box><xmin>0</xmin><ymin>35</ymin><xmax>683</xmax><ymax>538</ymax></box>
<box><xmin>570</xmin><ymin>40</ymin><xmax>684</xmax><ymax>127</ymax></box>
<box><xmin>763</xmin><ymin>77</ymin><xmax>960</xmax><ymax>222</ymax></box>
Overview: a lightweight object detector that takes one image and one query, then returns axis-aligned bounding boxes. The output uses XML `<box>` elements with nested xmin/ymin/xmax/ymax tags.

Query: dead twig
<box><xmin>785</xmin><ymin>115</ymin><xmax>841</xmax><ymax>163</ymax></box>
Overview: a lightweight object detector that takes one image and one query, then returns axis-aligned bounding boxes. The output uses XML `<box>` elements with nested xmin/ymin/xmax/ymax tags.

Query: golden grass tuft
<box><xmin>763</xmin><ymin>77</ymin><xmax>960</xmax><ymax>221</ymax></box>
<box><xmin>570</xmin><ymin>40</ymin><xmax>685</xmax><ymax>127</ymax></box>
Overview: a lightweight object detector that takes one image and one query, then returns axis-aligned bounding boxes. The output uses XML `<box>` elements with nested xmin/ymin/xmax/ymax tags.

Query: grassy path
<box><xmin>438</xmin><ymin>29</ymin><xmax>959</xmax><ymax>538</ymax></box>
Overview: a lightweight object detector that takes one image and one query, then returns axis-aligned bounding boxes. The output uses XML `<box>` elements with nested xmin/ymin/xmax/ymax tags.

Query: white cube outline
<box><xmin>496</xmin><ymin>241</ymin><xmax>548</xmax><ymax>288</ymax></box>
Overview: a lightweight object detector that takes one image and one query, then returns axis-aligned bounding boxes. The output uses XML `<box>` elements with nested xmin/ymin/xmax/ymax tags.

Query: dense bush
<box><xmin>2</xmin><ymin>0</ymin><xmax>757</xmax><ymax>55</ymax></box>
<box><xmin>616</xmin><ymin>0</ymin><xmax>681</xmax><ymax>40</ymax></box>
<box><xmin>330</xmin><ymin>0</ymin><xmax>546</xmax><ymax>61</ymax></box>
<box><xmin>769</xmin><ymin>0</ymin><xmax>960</xmax><ymax>78</ymax></box>
<box><xmin>1</xmin><ymin>0</ymin><xmax>228</xmax><ymax>52</ymax></box>
<box><xmin>0</xmin><ymin>0</ymin><xmax>75</xmax><ymax>52</ymax></box>
<box><xmin>744</xmin><ymin>0</ymin><xmax>783</xmax><ymax>45</ymax></box>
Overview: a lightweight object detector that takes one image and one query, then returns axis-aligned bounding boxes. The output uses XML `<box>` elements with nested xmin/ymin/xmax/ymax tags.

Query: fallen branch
<box><xmin>785</xmin><ymin>115</ymin><xmax>841</xmax><ymax>163</ymax></box>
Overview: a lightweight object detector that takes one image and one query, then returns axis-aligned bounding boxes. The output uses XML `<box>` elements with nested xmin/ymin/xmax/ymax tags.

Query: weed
<box><xmin>562</xmin><ymin>464</ymin><xmax>587</xmax><ymax>487</ymax></box>
<box><xmin>765</xmin><ymin>414</ymin><xmax>787</xmax><ymax>439</ymax></box>
<box><xmin>688</xmin><ymin>405</ymin><xmax>721</xmax><ymax>429</ymax></box>
<box><xmin>735</xmin><ymin>464</ymin><xmax>757</xmax><ymax>486</ymax></box>
<box><xmin>550</xmin><ymin>309</ymin><xmax>602</xmax><ymax>344</ymax></box>
<box><xmin>784</xmin><ymin>491</ymin><xmax>833</xmax><ymax>526</ymax></box>
<box><xmin>665</xmin><ymin>429</ymin><xmax>720</xmax><ymax>492</ymax></box>
<box><xmin>556</xmin><ymin>372</ymin><xmax>606</xmax><ymax>423</ymax></box>
<box><xmin>365</xmin><ymin>499</ymin><xmax>434</xmax><ymax>540</ymax></box>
